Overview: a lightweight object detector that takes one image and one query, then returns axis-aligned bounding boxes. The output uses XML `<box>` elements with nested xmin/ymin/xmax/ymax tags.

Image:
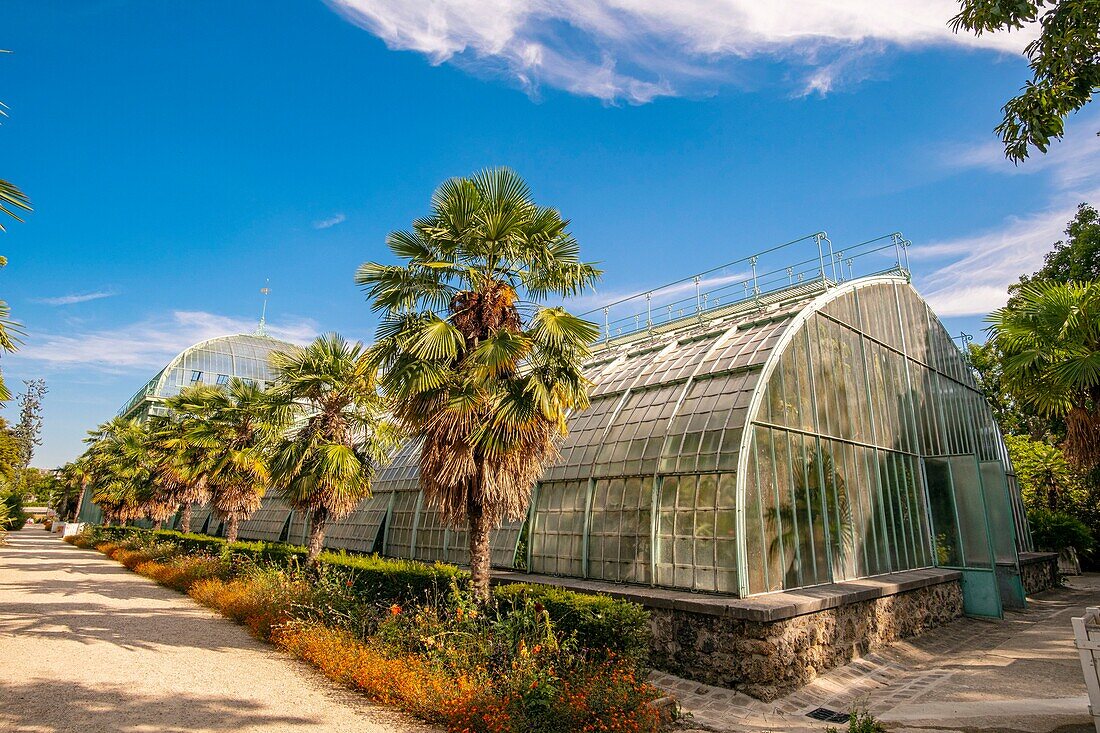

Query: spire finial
<box><xmin>256</xmin><ymin>280</ymin><xmax>270</xmax><ymax>337</ymax></box>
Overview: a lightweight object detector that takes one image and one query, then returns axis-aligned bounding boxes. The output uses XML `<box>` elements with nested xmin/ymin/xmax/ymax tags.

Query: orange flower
<box><xmin>390</xmin><ymin>603</ymin><xmax>402</xmax><ymax>616</ymax></box>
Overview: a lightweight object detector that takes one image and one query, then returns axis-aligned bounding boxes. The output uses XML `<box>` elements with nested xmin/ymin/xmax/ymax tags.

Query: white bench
<box><xmin>1073</xmin><ymin>605</ymin><xmax>1100</xmax><ymax>733</ymax></box>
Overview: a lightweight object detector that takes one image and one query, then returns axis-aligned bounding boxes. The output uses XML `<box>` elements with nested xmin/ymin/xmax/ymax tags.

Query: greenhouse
<box><xmin>116</xmin><ymin>332</ymin><xmax>294</xmax><ymax>422</ymax></box>
<box><xmin>234</xmin><ymin>233</ymin><xmax>1035</xmax><ymax>620</ymax></box>
<box><xmin>79</xmin><ymin>332</ymin><xmax>296</xmax><ymax>526</ymax></box>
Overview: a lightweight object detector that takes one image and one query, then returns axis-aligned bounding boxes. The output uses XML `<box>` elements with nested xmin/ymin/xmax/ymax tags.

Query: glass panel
<box><xmin>979</xmin><ymin>462</ymin><xmax>1018</xmax><ymax>565</ymax></box>
<box><xmin>949</xmin><ymin>456</ymin><xmax>993</xmax><ymax>568</ymax></box>
<box><xmin>588</xmin><ymin>477</ymin><xmax>652</xmax><ymax>583</ymax></box>
<box><xmin>529</xmin><ymin>480</ymin><xmax>587</xmax><ymax>577</ymax></box>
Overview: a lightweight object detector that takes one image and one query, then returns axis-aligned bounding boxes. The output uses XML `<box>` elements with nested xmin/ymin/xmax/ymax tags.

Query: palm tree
<box><xmin>166</xmin><ymin>380</ymin><xmax>276</xmax><ymax>542</ymax></box>
<box><xmin>0</xmin><ymin>257</ymin><xmax>24</xmax><ymax>403</ymax></box>
<box><xmin>267</xmin><ymin>334</ymin><xmax>400</xmax><ymax>563</ymax></box>
<box><xmin>147</xmin><ymin>415</ymin><xmax>211</xmax><ymax>533</ymax></box>
<box><xmin>989</xmin><ymin>281</ymin><xmax>1100</xmax><ymax>469</ymax></box>
<box><xmin>357</xmin><ymin>167</ymin><xmax>601</xmax><ymax>600</ymax></box>
<box><xmin>60</xmin><ymin>457</ymin><xmax>94</xmax><ymax>523</ymax></box>
<box><xmin>84</xmin><ymin>418</ymin><xmax>151</xmax><ymax>525</ymax></box>
<box><xmin>0</xmin><ymin>180</ymin><xmax>30</xmax><ymax>232</ymax></box>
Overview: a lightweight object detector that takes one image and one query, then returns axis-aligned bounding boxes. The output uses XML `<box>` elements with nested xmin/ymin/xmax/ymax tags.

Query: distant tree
<box><xmin>988</xmin><ymin>281</ymin><xmax>1100</xmax><ymax>469</ymax></box>
<box><xmin>967</xmin><ymin>341</ymin><xmax>1056</xmax><ymax>438</ymax></box>
<box><xmin>359</xmin><ymin>167</ymin><xmax>601</xmax><ymax>601</ymax></box>
<box><xmin>267</xmin><ymin>334</ymin><xmax>399</xmax><ymax>563</ymax></box>
<box><xmin>1004</xmin><ymin>434</ymin><xmax>1085</xmax><ymax>510</ymax></box>
<box><xmin>12</xmin><ymin>378</ymin><xmax>47</xmax><ymax>469</ymax></box>
<box><xmin>952</xmin><ymin>0</ymin><xmax>1100</xmax><ymax>162</ymax></box>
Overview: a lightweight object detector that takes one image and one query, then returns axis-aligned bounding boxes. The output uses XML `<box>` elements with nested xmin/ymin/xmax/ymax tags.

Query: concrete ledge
<box><xmin>494</xmin><ymin>567</ymin><xmax>962</xmax><ymax>622</ymax></box>
<box><xmin>1018</xmin><ymin>551</ymin><xmax>1058</xmax><ymax>565</ymax></box>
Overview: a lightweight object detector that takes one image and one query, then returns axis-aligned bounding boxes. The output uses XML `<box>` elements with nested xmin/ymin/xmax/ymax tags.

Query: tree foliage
<box><xmin>1013</xmin><ymin>203</ymin><xmax>1100</xmax><ymax>297</ymax></box>
<box><xmin>952</xmin><ymin>0</ymin><xmax>1100</xmax><ymax>162</ymax></box>
<box><xmin>13</xmin><ymin>378</ymin><xmax>47</xmax><ymax>469</ymax></box>
<box><xmin>165</xmin><ymin>380</ymin><xmax>277</xmax><ymax>542</ymax></box>
<box><xmin>988</xmin><ymin>281</ymin><xmax>1100</xmax><ymax>468</ymax></box>
<box><xmin>1004</xmin><ymin>433</ymin><xmax>1085</xmax><ymax>510</ymax></box>
<box><xmin>0</xmin><ymin>257</ymin><xmax>24</xmax><ymax>403</ymax></box>
<box><xmin>267</xmin><ymin>334</ymin><xmax>399</xmax><ymax>562</ymax></box>
<box><xmin>358</xmin><ymin>167</ymin><xmax>601</xmax><ymax>600</ymax></box>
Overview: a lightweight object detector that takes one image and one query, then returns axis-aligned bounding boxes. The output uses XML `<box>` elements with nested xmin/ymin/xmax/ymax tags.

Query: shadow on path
<box><xmin>0</xmin><ymin>679</ymin><xmax>319</xmax><ymax>733</ymax></box>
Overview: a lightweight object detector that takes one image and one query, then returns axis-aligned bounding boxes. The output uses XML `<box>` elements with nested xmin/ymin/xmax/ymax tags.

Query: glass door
<box><xmin>923</xmin><ymin>455</ymin><xmax>1002</xmax><ymax>618</ymax></box>
<box><xmin>979</xmin><ymin>461</ymin><xmax>1027</xmax><ymax>610</ymax></box>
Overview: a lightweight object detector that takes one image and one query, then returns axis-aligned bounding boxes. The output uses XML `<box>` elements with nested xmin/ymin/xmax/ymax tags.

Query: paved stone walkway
<box><xmin>653</xmin><ymin>574</ymin><xmax>1098</xmax><ymax>732</ymax></box>
<box><xmin>0</xmin><ymin>529</ymin><xmax>435</xmax><ymax>733</ymax></box>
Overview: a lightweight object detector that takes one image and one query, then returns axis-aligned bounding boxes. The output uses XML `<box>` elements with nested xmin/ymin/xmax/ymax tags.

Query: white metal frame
<box><xmin>1073</xmin><ymin>606</ymin><xmax>1100</xmax><ymax>733</ymax></box>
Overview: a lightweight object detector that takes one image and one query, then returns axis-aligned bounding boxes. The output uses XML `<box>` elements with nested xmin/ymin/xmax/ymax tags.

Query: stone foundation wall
<box><xmin>648</xmin><ymin>579</ymin><xmax>963</xmax><ymax>701</ymax></box>
<box><xmin>1019</xmin><ymin>552</ymin><xmax>1059</xmax><ymax>596</ymax></box>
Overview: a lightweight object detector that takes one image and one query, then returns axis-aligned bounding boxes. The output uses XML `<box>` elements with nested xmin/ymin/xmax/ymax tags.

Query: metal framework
<box><xmin>94</xmin><ymin>231</ymin><xmax>1031</xmax><ymax>608</ymax></box>
<box><xmin>234</xmin><ymin>231</ymin><xmax>1029</xmax><ymax>607</ymax></box>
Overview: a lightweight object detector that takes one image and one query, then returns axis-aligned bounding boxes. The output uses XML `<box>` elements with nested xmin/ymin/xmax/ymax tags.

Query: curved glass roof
<box><xmin>229</xmin><ymin>270</ymin><xmax>1029</xmax><ymax>606</ymax></box>
<box><xmin>118</xmin><ymin>333</ymin><xmax>297</xmax><ymax>421</ymax></box>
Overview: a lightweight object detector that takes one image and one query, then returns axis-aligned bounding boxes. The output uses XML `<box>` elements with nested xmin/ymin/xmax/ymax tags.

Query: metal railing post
<box><xmin>815</xmin><ymin>232</ymin><xmax>827</xmax><ymax>284</ymax></box>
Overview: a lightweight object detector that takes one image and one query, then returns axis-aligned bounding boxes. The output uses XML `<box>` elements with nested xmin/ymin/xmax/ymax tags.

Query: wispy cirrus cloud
<box><xmin>917</xmin><ymin>113</ymin><xmax>1100</xmax><ymax>317</ymax></box>
<box><xmin>313</xmin><ymin>213</ymin><xmax>347</xmax><ymax>229</ymax></box>
<box><xmin>325</xmin><ymin>0</ymin><xmax>1032</xmax><ymax>102</ymax></box>
<box><xmin>32</xmin><ymin>290</ymin><xmax>117</xmax><ymax>306</ymax></box>
<box><xmin>14</xmin><ymin>310</ymin><xmax>318</xmax><ymax>372</ymax></box>
<box><xmin>916</xmin><ymin>205</ymin><xmax>1085</xmax><ymax>317</ymax></box>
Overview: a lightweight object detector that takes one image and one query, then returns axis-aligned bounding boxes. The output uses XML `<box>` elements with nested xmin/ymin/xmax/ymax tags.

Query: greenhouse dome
<box><xmin>117</xmin><ymin>333</ymin><xmax>295</xmax><ymax>422</ymax></box>
<box><xmin>79</xmin><ymin>332</ymin><xmax>297</xmax><ymax>528</ymax></box>
<box><xmin>237</xmin><ymin>233</ymin><xmax>1033</xmax><ymax>618</ymax></box>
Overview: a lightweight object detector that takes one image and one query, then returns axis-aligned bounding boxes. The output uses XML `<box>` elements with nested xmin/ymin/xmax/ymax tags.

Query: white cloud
<box><xmin>32</xmin><ymin>291</ymin><xmax>116</xmax><ymax>306</ymax></box>
<box><xmin>313</xmin><ymin>213</ymin><xmax>347</xmax><ymax>229</ymax></box>
<box><xmin>917</xmin><ymin>205</ymin><xmax>1085</xmax><ymax>317</ymax></box>
<box><xmin>14</xmin><ymin>310</ymin><xmax>318</xmax><ymax>371</ymax></box>
<box><xmin>326</xmin><ymin>0</ymin><xmax>1033</xmax><ymax>101</ymax></box>
<box><xmin>919</xmin><ymin>113</ymin><xmax>1100</xmax><ymax>317</ymax></box>
<box><xmin>938</xmin><ymin>112</ymin><xmax>1100</xmax><ymax>186</ymax></box>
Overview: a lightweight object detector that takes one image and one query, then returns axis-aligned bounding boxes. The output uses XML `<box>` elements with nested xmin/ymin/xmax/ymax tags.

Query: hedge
<box><xmin>75</xmin><ymin>523</ymin><xmax>651</xmax><ymax>665</ymax></box>
<box><xmin>495</xmin><ymin>583</ymin><xmax>651</xmax><ymax>664</ymax></box>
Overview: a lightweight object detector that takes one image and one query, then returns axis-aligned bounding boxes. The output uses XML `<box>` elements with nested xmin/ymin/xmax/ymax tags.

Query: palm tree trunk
<box><xmin>467</xmin><ymin>497</ymin><xmax>492</xmax><ymax>602</ymax></box>
<box><xmin>307</xmin><ymin>508</ymin><xmax>328</xmax><ymax>564</ymax></box>
<box><xmin>226</xmin><ymin>515</ymin><xmax>239</xmax><ymax>543</ymax></box>
<box><xmin>179</xmin><ymin>504</ymin><xmax>192</xmax><ymax>534</ymax></box>
<box><xmin>71</xmin><ymin>483</ymin><xmax>85</xmax><ymax>523</ymax></box>
<box><xmin>153</xmin><ymin>519</ymin><xmax>163</xmax><ymax>531</ymax></box>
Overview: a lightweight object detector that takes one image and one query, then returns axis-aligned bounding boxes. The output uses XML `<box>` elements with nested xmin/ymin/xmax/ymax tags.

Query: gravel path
<box><xmin>0</xmin><ymin>528</ymin><xmax>437</xmax><ymax>733</ymax></box>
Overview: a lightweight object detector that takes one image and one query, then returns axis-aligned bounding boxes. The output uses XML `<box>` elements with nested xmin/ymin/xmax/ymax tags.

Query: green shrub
<box><xmin>826</xmin><ymin>707</ymin><xmax>886</xmax><ymax>733</ymax></box>
<box><xmin>0</xmin><ymin>491</ymin><xmax>27</xmax><ymax>531</ymax></box>
<box><xmin>318</xmin><ymin>549</ymin><xmax>467</xmax><ymax>605</ymax></box>
<box><xmin>1029</xmin><ymin>508</ymin><xmax>1095</xmax><ymax>554</ymax></box>
<box><xmin>494</xmin><ymin>584</ymin><xmax>651</xmax><ymax>666</ymax></box>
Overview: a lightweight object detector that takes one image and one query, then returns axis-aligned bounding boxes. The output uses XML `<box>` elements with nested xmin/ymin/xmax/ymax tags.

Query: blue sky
<box><xmin>4</xmin><ymin>1</ymin><xmax>1098</xmax><ymax>467</ymax></box>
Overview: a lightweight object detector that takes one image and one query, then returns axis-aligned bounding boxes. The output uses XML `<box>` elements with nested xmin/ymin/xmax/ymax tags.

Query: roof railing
<box><xmin>580</xmin><ymin>230</ymin><xmax>911</xmax><ymax>347</ymax></box>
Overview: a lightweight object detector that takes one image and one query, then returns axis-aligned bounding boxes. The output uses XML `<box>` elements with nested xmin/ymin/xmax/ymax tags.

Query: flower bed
<box><xmin>65</xmin><ymin>525</ymin><xmax>665</xmax><ymax>732</ymax></box>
